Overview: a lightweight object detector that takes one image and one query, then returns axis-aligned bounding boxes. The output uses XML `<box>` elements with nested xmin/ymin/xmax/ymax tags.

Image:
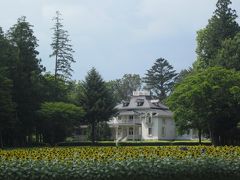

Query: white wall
<box><xmin>158</xmin><ymin>118</ymin><xmax>175</xmax><ymax>140</ymax></box>
<box><xmin>142</xmin><ymin>116</ymin><xmax>159</xmax><ymax>140</ymax></box>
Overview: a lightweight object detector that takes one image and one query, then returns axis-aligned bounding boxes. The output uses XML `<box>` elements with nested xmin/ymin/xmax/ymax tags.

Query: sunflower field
<box><xmin>0</xmin><ymin>146</ymin><xmax>240</xmax><ymax>180</ymax></box>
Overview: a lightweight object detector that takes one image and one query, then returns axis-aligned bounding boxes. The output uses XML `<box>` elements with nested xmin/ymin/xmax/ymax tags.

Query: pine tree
<box><xmin>50</xmin><ymin>11</ymin><xmax>75</xmax><ymax>80</ymax></box>
<box><xmin>196</xmin><ymin>0</ymin><xmax>240</xmax><ymax>68</ymax></box>
<box><xmin>79</xmin><ymin>68</ymin><xmax>116</xmax><ymax>143</ymax></box>
<box><xmin>143</xmin><ymin>58</ymin><xmax>177</xmax><ymax>102</ymax></box>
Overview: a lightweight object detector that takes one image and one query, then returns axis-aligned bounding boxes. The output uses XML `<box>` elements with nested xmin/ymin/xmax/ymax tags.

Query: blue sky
<box><xmin>0</xmin><ymin>0</ymin><xmax>240</xmax><ymax>81</ymax></box>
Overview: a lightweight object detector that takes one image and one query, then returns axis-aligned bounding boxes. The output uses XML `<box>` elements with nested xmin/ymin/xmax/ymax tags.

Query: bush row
<box><xmin>56</xmin><ymin>141</ymin><xmax>212</xmax><ymax>147</ymax></box>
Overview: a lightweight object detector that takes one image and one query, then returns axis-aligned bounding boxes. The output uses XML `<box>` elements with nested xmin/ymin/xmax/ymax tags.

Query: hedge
<box><xmin>56</xmin><ymin>141</ymin><xmax>212</xmax><ymax>147</ymax></box>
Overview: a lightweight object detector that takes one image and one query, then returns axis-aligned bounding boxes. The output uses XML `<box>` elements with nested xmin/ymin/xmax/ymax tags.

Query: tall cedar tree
<box><xmin>50</xmin><ymin>11</ymin><xmax>75</xmax><ymax>80</ymax></box>
<box><xmin>143</xmin><ymin>58</ymin><xmax>177</xmax><ymax>102</ymax></box>
<box><xmin>7</xmin><ymin>17</ymin><xmax>43</xmax><ymax>145</ymax></box>
<box><xmin>0</xmin><ymin>28</ymin><xmax>15</xmax><ymax>148</ymax></box>
<box><xmin>80</xmin><ymin>68</ymin><xmax>117</xmax><ymax>143</ymax></box>
<box><xmin>196</xmin><ymin>0</ymin><xmax>240</xmax><ymax>68</ymax></box>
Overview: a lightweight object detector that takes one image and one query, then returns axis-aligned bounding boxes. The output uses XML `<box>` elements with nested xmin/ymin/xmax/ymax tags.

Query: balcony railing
<box><xmin>117</xmin><ymin>119</ymin><xmax>141</xmax><ymax>125</ymax></box>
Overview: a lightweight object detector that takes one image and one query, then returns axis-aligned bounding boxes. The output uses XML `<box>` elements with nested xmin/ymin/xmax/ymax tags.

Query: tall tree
<box><xmin>50</xmin><ymin>11</ymin><xmax>75</xmax><ymax>80</ymax></box>
<box><xmin>0</xmin><ymin>28</ymin><xmax>16</xmax><ymax>148</ymax></box>
<box><xmin>143</xmin><ymin>58</ymin><xmax>177</xmax><ymax>102</ymax></box>
<box><xmin>196</xmin><ymin>0</ymin><xmax>240</xmax><ymax>68</ymax></box>
<box><xmin>7</xmin><ymin>16</ymin><xmax>44</xmax><ymax>145</ymax></box>
<box><xmin>168</xmin><ymin>67</ymin><xmax>240</xmax><ymax>145</ymax></box>
<box><xmin>107</xmin><ymin>74</ymin><xmax>142</xmax><ymax>103</ymax></box>
<box><xmin>79</xmin><ymin>68</ymin><xmax>117</xmax><ymax>143</ymax></box>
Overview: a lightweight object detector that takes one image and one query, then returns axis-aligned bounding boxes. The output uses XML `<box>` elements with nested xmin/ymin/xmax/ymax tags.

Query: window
<box><xmin>146</xmin><ymin>113</ymin><xmax>152</xmax><ymax>124</ymax></box>
<box><xmin>129</xmin><ymin>115</ymin><xmax>133</xmax><ymax>120</ymax></box>
<box><xmin>148</xmin><ymin>128</ymin><xmax>152</xmax><ymax>136</ymax></box>
<box><xmin>148</xmin><ymin>116</ymin><xmax>152</xmax><ymax>123</ymax></box>
<box><xmin>161</xmin><ymin>127</ymin><xmax>166</xmax><ymax>137</ymax></box>
<box><xmin>123</xmin><ymin>101</ymin><xmax>129</xmax><ymax>107</ymax></box>
<box><xmin>136</xmin><ymin>99</ymin><xmax>144</xmax><ymax>106</ymax></box>
<box><xmin>129</xmin><ymin>127</ymin><xmax>133</xmax><ymax>135</ymax></box>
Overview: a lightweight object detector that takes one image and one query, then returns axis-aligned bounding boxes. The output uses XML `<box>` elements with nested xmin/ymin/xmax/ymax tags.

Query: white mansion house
<box><xmin>108</xmin><ymin>91</ymin><xmax>197</xmax><ymax>141</ymax></box>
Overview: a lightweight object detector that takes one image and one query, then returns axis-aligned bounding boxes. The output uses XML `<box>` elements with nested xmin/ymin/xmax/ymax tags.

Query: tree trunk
<box><xmin>54</xmin><ymin>51</ymin><xmax>58</xmax><ymax>79</ymax></box>
<box><xmin>198</xmin><ymin>129</ymin><xmax>202</xmax><ymax>145</ymax></box>
<box><xmin>0</xmin><ymin>130</ymin><xmax>3</xmax><ymax>149</ymax></box>
<box><xmin>91</xmin><ymin>122</ymin><xmax>96</xmax><ymax>144</ymax></box>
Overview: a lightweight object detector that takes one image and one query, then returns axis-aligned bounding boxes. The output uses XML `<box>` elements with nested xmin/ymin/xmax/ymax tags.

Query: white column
<box><xmin>133</xmin><ymin>126</ymin><xmax>135</xmax><ymax>141</ymax></box>
<box><xmin>116</xmin><ymin>126</ymin><xmax>118</xmax><ymax>141</ymax></box>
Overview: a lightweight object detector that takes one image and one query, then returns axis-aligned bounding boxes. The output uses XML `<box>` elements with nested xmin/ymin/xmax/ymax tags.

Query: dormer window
<box><xmin>123</xmin><ymin>101</ymin><xmax>130</xmax><ymax>107</ymax></box>
<box><xmin>136</xmin><ymin>99</ymin><xmax>144</xmax><ymax>106</ymax></box>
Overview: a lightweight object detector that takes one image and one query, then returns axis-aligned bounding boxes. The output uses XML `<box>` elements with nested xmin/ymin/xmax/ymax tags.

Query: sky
<box><xmin>0</xmin><ymin>0</ymin><xmax>240</xmax><ymax>81</ymax></box>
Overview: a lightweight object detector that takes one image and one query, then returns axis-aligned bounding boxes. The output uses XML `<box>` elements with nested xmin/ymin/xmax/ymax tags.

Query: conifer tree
<box><xmin>143</xmin><ymin>58</ymin><xmax>177</xmax><ymax>102</ymax></box>
<box><xmin>50</xmin><ymin>11</ymin><xmax>75</xmax><ymax>80</ymax></box>
<box><xmin>79</xmin><ymin>68</ymin><xmax>116</xmax><ymax>143</ymax></box>
<box><xmin>0</xmin><ymin>28</ymin><xmax>15</xmax><ymax>148</ymax></box>
<box><xmin>196</xmin><ymin>0</ymin><xmax>240</xmax><ymax>68</ymax></box>
<box><xmin>7</xmin><ymin>16</ymin><xmax>43</xmax><ymax>145</ymax></box>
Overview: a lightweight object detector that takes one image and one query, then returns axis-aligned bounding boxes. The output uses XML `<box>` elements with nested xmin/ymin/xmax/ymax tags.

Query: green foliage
<box><xmin>143</xmin><ymin>58</ymin><xmax>177</xmax><ymax>101</ymax></box>
<box><xmin>0</xmin><ymin>28</ymin><xmax>16</xmax><ymax>137</ymax></box>
<box><xmin>96</xmin><ymin>122</ymin><xmax>112</xmax><ymax>141</ymax></box>
<box><xmin>50</xmin><ymin>11</ymin><xmax>75</xmax><ymax>79</ymax></box>
<box><xmin>196</xmin><ymin>0</ymin><xmax>240</xmax><ymax>68</ymax></box>
<box><xmin>37</xmin><ymin>102</ymin><xmax>85</xmax><ymax>144</ymax></box>
<box><xmin>107</xmin><ymin>74</ymin><xmax>142</xmax><ymax>103</ymax></box>
<box><xmin>41</xmin><ymin>73</ymin><xmax>73</xmax><ymax>102</ymax></box>
<box><xmin>0</xmin><ymin>72</ymin><xmax>15</xmax><ymax>148</ymax></box>
<box><xmin>174</xmin><ymin>68</ymin><xmax>193</xmax><ymax>85</ymax></box>
<box><xmin>168</xmin><ymin>67</ymin><xmax>240</xmax><ymax>145</ymax></box>
<box><xmin>7</xmin><ymin>16</ymin><xmax>44</xmax><ymax>145</ymax></box>
<box><xmin>215</xmin><ymin>32</ymin><xmax>240</xmax><ymax>70</ymax></box>
<box><xmin>79</xmin><ymin>68</ymin><xmax>117</xmax><ymax>143</ymax></box>
<box><xmin>0</xmin><ymin>157</ymin><xmax>239</xmax><ymax>180</ymax></box>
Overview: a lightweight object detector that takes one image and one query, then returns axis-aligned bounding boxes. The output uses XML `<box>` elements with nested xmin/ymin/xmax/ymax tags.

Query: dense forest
<box><xmin>0</xmin><ymin>0</ymin><xmax>240</xmax><ymax>147</ymax></box>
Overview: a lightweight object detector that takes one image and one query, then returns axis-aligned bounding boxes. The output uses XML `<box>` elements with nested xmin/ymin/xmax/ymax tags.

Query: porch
<box><xmin>113</xmin><ymin>125</ymin><xmax>142</xmax><ymax>141</ymax></box>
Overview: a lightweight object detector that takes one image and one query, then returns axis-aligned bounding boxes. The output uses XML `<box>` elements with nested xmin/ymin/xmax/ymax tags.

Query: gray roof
<box><xmin>116</xmin><ymin>95</ymin><xmax>173</xmax><ymax>117</ymax></box>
